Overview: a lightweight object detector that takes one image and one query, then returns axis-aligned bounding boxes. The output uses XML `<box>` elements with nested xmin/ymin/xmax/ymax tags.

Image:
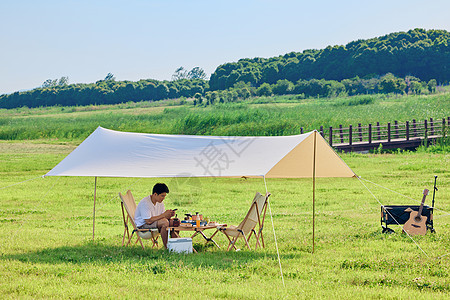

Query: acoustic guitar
<box><xmin>403</xmin><ymin>189</ymin><xmax>429</xmax><ymax>236</ymax></box>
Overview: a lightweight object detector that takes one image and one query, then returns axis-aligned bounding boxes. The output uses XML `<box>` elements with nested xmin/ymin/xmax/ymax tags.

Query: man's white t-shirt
<box><xmin>134</xmin><ymin>195</ymin><xmax>165</xmax><ymax>227</ymax></box>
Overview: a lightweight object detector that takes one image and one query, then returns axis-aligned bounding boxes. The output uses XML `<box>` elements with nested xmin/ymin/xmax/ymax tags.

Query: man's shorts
<box><xmin>138</xmin><ymin>222</ymin><xmax>158</xmax><ymax>230</ymax></box>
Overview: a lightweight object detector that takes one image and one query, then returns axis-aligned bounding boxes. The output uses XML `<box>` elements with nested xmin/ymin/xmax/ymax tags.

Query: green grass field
<box><xmin>0</xmin><ymin>141</ymin><xmax>449</xmax><ymax>299</ymax></box>
<box><xmin>0</xmin><ymin>92</ymin><xmax>449</xmax><ymax>298</ymax></box>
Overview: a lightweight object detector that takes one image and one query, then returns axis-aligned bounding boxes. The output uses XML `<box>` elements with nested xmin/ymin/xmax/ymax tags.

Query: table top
<box><xmin>169</xmin><ymin>223</ymin><xmax>226</xmax><ymax>231</ymax></box>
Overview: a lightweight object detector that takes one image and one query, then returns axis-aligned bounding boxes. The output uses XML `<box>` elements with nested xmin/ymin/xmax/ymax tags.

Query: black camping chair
<box><xmin>381</xmin><ymin>205</ymin><xmax>434</xmax><ymax>233</ymax></box>
<box><xmin>380</xmin><ymin>176</ymin><xmax>438</xmax><ymax>234</ymax></box>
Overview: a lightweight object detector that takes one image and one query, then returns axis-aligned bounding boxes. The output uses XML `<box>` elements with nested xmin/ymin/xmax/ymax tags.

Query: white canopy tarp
<box><xmin>45</xmin><ymin>126</ymin><xmax>356</xmax><ymax>178</ymax></box>
<box><xmin>45</xmin><ymin>126</ymin><xmax>357</xmax><ymax>257</ymax></box>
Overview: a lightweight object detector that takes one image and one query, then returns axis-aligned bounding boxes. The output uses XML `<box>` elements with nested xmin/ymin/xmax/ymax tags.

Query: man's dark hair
<box><xmin>153</xmin><ymin>183</ymin><xmax>169</xmax><ymax>195</ymax></box>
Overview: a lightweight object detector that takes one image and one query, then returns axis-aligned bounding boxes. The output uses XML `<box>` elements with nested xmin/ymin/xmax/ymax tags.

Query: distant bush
<box><xmin>333</xmin><ymin>95</ymin><xmax>376</xmax><ymax>107</ymax></box>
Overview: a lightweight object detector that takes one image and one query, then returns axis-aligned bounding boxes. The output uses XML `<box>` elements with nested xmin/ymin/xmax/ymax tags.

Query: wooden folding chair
<box><xmin>219</xmin><ymin>192</ymin><xmax>270</xmax><ymax>251</ymax></box>
<box><xmin>119</xmin><ymin>190</ymin><xmax>160</xmax><ymax>250</ymax></box>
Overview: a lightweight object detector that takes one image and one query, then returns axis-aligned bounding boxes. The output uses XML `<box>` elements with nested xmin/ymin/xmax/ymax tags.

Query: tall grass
<box><xmin>0</xmin><ymin>93</ymin><xmax>449</xmax><ymax>142</ymax></box>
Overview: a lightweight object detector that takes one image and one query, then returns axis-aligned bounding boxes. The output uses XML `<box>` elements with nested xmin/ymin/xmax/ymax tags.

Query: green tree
<box><xmin>428</xmin><ymin>79</ymin><xmax>437</xmax><ymax>93</ymax></box>
<box><xmin>325</xmin><ymin>80</ymin><xmax>346</xmax><ymax>97</ymax></box>
<box><xmin>238</xmin><ymin>87</ymin><xmax>251</xmax><ymax>99</ymax></box>
<box><xmin>209</xmin><ymin>91</ymin><xmax>219</xmax><ymax>104</ymax></box>
<box><xmin>172</xmin><ymin>67</ymin><xmax>188</xmax><ymax>81</ymax></box>
<box><xmin>42</xmin><ymin>77</ymin><xmax>68</xmax><ymax>88</ymax></box>
<box><xmin>58</xmin><ymin>76</ymin><xmax>69</xmax><ymax>86</ymax></box>
<box><xmin>42</xmin><ymin>79</ymin><xmax>58</xmax><ymax>88</ymax></box>
<box><xmin>141</xmin><ymin>82</ymin><xmax>156</xmax><ymax>100</ymax></box>
<box><xmin>104</xmin><ymin>73</ymin><xmax>115</xmax><ymax>81</ymax></box>
<box><xmin>187</xmin><ymin>67</ymin><xmax>207</xmax><ymax>80</ymax></box>
<box><xmin>229</xmin><ymin>90</ymin><xmax>239</xmax><ymax>102</ymax></box>
<box><xmin>261</xmin><ymin>62</ymin><xmax>280</xmax><ymax>84</ymax></box>
<box><xmin>256</xmin><ymin>83</ymin><xmax>272</xmax><ymax>96</ymax></box>
<box><xmin>379</xmin><ymin>73</ymin><xmax>406</xmax><ymax>94</ymax></box>
<box><xmin>272</xmin><ymin>79</ymin><xmax>294</xmax><ymax>95</ymax></box>
<box><xmin>194</xmin><ymin>92</ymin><xmax>203</xmax><ymax>105</ymax></box>
<box><xmin>156</xmin><ymin>83</ymin><xmax>169</xmax><ymax>99</ymax></box>
<box><xmin>380</xmin><ymin>76</ymin><xmax>397</xmax><ymax>93</ymax></box>
<box><xmin>410</xmin><ymin>80</ymin><xmax>423</xmax><ymax>94</ymax></box>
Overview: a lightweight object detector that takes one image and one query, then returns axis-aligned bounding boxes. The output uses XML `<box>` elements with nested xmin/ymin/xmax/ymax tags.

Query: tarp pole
<box><xmin>312</xmin><ymin>131</ymin><xmax>317</xmax><ymax>254</ymax></box>
<box><xmin>93</xmin><ymin>176</ymin><xmax>97</xmax><ymax>241</ymax></box>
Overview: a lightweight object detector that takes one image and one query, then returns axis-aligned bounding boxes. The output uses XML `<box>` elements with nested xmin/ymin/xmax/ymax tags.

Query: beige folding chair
<box><xmin>119</xmin><ymin>190</ymin><xmax>160</xmax><ymax>250</ymax></box>
<box><xmin>219</xmin><ymin>192</ymin><xmax>270</xmax><ymax>251</ymax></box>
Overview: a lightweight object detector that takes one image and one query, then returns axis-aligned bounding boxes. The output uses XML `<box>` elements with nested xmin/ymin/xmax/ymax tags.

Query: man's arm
<box><xmin>144</xmin><ymin>210</ymin><xmax>175</xmax><ymax>224</ymax></box>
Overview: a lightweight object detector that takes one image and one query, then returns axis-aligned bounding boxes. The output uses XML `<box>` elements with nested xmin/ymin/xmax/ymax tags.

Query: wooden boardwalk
<box><xmin>314</xmin><ymin>117</ymin><xmax>449</xmax><ymax>152</ymax></box>
<box><xmin>333</xmin><ymin>135</ymin><xmax>442</xmax><ymax>152</ymax></box>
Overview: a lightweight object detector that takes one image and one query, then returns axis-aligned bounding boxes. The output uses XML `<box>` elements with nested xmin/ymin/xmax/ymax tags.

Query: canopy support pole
<box><xmin>93</xmin><ymin>176</ymin><xmax>97</xmax><ymax>241</ymax></box>
<box><xmin>312</xmin><ymin>131</ymin><xmax>317</xmax><ymax>254</ymax></box>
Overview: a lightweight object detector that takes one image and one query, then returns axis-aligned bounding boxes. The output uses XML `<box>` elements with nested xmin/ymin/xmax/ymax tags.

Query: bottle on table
<box><xmin>196</xmin><ymin>212</ymin><xmax>200</xmax><ymax>227</ymax></box>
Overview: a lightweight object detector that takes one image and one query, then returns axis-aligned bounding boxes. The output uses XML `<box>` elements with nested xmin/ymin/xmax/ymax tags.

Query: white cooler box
<box><xmin>167</xmin><ymin>237</ymin><xmax>193</xmax><ymax>254</ymax></box>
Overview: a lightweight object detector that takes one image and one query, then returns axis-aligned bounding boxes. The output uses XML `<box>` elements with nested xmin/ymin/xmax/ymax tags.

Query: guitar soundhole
<box><xmin>414</xmin><ymin>216</ymin><xmax>422</xmax><ymax>222</ymax></box>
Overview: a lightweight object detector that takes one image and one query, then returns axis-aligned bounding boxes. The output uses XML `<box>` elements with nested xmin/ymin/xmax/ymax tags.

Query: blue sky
<box><xmin>1</xmin><ymin>0</ymin><xmax>449</xmax><ymax>95</ymax></box>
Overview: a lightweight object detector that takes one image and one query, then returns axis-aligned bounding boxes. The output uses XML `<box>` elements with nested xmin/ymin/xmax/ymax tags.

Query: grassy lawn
<box><xmin>1</xmin><ymin>92</ymin><xmax>449</xmax><ymax>141</ymax></box>
<box><xmin>0</xmin><ymin>141</ymin><xmax>448</xmax><ymax>299</ymax></box>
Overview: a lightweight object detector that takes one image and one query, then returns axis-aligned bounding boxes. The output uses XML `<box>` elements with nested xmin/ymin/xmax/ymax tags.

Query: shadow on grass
<box><xmin>1</xmin><ymin>241</ymin><xmax>302</xmax><ymax>271</ymax></box>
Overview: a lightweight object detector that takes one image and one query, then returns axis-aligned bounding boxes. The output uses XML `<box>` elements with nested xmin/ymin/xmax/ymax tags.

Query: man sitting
<box><xmin>135</xmin><ymin>183</ymin><xmax>176</xmax><ymax>248</ymax></box>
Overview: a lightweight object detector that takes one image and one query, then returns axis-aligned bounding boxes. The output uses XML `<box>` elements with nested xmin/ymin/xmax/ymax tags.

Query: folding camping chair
<box><xmin>218</xmin><ymin>192</ymin><xmax>270</xmax><ymax>251</ymax></box>
<box><xmin>119</xmin><ymin>190</ymin><xmax>160</xmax><ymax>249</ymax></box>
<box><xmin>381</xmin><ymin>205</ymin><xmax>434</xmax><ymax>233</ymax></box>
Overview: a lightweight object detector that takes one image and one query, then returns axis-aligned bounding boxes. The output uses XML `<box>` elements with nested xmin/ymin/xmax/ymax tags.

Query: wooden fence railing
<box><xmin>301</xmin><ymin>117</ymin><xmax>449</xmax><ymax>152</ymax></box>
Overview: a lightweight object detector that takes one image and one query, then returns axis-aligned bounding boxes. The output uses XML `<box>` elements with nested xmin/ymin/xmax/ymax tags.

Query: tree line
<box><xmin>0</xmin><ymin>75</ymin><xmax>208</xmax><ymax>109</ymax></box>
<box><xmin>210</xmin><ymin>28</ymin><xmax>450</xmax><ymax>90</ymax></box>
<box><xmin>193</xmin><ymin>73</ymin><xmax>437</xmax><ymax>106</ymax></box>
<box><xmin>0</xmin><ymin>28</ymin><xmax>448</xmax><ymax>109</ymax></box>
